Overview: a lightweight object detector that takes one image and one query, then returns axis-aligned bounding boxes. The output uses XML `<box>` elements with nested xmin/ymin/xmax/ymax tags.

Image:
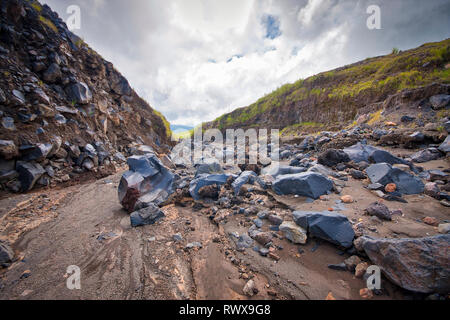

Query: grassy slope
<box><xmin>207</xmin><ymin>39</ymin><xmax>450</xmax><ymax>133</ymax></box>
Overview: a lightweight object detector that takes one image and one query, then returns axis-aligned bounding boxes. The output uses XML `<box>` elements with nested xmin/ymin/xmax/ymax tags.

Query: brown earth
<box><xmin>0</xmin><ymin>147</ymin><xmax>448</xmax><ymax>300</ymax></box>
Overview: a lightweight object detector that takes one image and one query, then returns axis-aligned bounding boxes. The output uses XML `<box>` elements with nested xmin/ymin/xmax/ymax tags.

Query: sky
<box><xmin>41</xmin><ymin>0</ymin><xmax>450</xmax><ymax>127</ymax></box>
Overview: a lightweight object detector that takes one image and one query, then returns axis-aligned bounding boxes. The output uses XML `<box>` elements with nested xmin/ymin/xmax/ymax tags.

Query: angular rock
<box><xmin>130</xmin><ymin>204</ymin><xmax>165</xmax><ymax>227</ymax></box>
<box><xmin>279</xmin><ymin>221</ymin><xmax>307</xmax><ymax>244</ymax></box>
<box><xmin>189</xmin><ymin>174</ymin><xmax>230</xmax><ymax>201</ymax></box>
<box><xmin>429</xmin><ymin>94</ymin><xmax>450</xmax><ymax>110</ymax></box>
<box><xmin>359</xmin><ymin>235</ymin><xmax>450</xmax><ymax>293</ymax></box>
<box><xmin>293</xmin><ymin>211</ymin><xmax>355</xmax><ymax>248</ymax></box>
<box><xmin>20</xmin><ymin>143</ymin><xmax>52</xmax><ymax>162</ymax></box>
<box><xmin>272</xmin><ymin>172</ymin><xmax>333</xmax><ymax>199</ymax></box>
<box><xmin>253</xmin><ymin>232</ymin><xmax>273</xmax><ymax>246</ymax></box>
<box><xmin>43</xmin><ymin>63</ymin><xmax>61</xmax><ymax>83</ymax></box>
<box><xmin>195</xmin><ymin>161</ymin><xmax>223</xmax><ymax>177</ymax></box>
<box><xmin>65</xmin><ymin>82</ymin><xmax>92</xmax><ymax>104</ymax></box>
<box><xmin>343</xmin><ymin>143</ymin><xmax>379</xmax><ymax>163</ymax></box>
<box><xmin>118</xmin><ymin>154</ymin><xmax>175</xmax><ymax>212</ymax></box>
<box><xmin>232</xmin><ymin>171</ymin><xmax>257</xmax><ymax>195</ymax></box>
<box><xmin>411</xmin><ymin>148</ymin><xmax>442</xmax><ymax>163</ymax></box>
<box><xmin>366</xmin><ymin>163</ymin><xmax>424</xmax><ymax>195</ymax></box>
<box><xmin>318</xmin><ymin>149</ymin><xmax>350</xmax><ymax>167</ymax></box>
<box><xmin>365</xmin><ymin>202</ymin><xmax>392</xmax><ymax>221</ymax></box>
<box><xmin>261</xmin><ymin>162</ymin><xmax>306</xmax><ymax>178</ymax></box>
<box><xmin>16</xmin><ymin>161</ymin><xmax>45</xmax><ymax>192</ymax></box>
<box><xmin>438</xmin><ymin>136</ymin><xmax>450</xmax><ymax>153</ymax></box>
<box><xmin>0</xmin><ymin>240</ymin><xmax>14</xmax><ymax>268</ymax></box>
<box><xmin>424</xmin><ymin>183</ymin><xmax>441</xmax><ymax>199</ymax></box>
<box><xmin>0</xmin><ymin>140</ymin><xmax>18</xmax><ymax>159</ymax></box>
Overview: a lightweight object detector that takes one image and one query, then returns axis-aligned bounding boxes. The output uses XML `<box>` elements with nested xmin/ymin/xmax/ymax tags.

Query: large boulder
<box><xmin>232</xmin><ymin>171</ymin><xmax>257</xmax><ymax>195</ymax></box>
<box><xmin>195</xmin><ymin>161</ymin><xmax>223</xmax><ymax>177</ymax></box>
<box><xmin>16</xmin><ymin>161</ymin><xmax>45</xmax><ymax>192</ymax></box>
<box><xmin>343</xmin><ymin>143</ymin><xmax>379</xmax><ymax>163</ymax></box>
<box><xmin>429</xmin><ymin>94</ymin><xmax>450</xmax><ymax>110</ymax></box>
<box><xmin>358</xmin><ymin>235</ymin><xmax>450</xmax><ymax>293</ymax></box>
<box><xmin>261</xmin><ymin>162</ymin><xmax>306</xmax><ymax>178</ymax></box>
<box><xmin>410</xmin><ymin>148</ymin><xmax>442</xmax><ymax>163</ymax></box>
<box><xmin>65</xmin><ymin>82</ymin><xmax>92</xmax><ymax>104</ymax></box>
<box><xmin>318</xmin><ymin>149</ymin><xmax>350</xmax><ymax>167</ymax></box>
<box><xmin>366</xmin><ymin>163</ymin><xmax>424</xmax><ymax>195</ymax></box>
<box><xmin>368</xmin><ymin>149</ymin><xmax>408</xmax><ymax>166</ymax></box>
<box><xmin>20</xmin><ymin>143</ymin><xmax>52</xmax><ymax>162</ymax></box>
<box><xmin>130</xmin><ymin>204</ymin><xmax>165</xmax><ymax>228</ymax></box>
<box><xmin>293</xmin><ymin>211</ymin><xmax>355</xmax><ymax>248</ymax></box>
<box><xmin>189</xmin><ymin>174</ymin><xmax>231</xmax><ymax>201</ymax></box>
<box><xmin>118</xmin><ymin>154</ymin><xmax>175</xmax><ymax>212</ymax></box>
<box><xmin>272</xmin><ymin>172</ymin><xmax>333</xmax><ymax>199</ymax></box>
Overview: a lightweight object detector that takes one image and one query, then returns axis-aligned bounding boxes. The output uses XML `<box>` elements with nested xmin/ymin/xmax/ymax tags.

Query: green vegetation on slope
<box><xmin>209</xmin><ymin>39</ymin><xmax>450</xmax><ymax>130</ymax></box>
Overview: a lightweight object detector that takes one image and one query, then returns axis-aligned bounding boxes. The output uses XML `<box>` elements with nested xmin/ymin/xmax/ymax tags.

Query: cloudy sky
<box><xmin>42</xmin><ymin>0</ymin><xmax>450</xmax><ymax>126</ymax></box>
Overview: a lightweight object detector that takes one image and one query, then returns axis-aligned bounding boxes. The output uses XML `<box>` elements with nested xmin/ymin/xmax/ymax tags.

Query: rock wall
<box><xmin>0</xmin><ymin>0</ymin><xmax>172</xmax><ymax>193</ymax></box>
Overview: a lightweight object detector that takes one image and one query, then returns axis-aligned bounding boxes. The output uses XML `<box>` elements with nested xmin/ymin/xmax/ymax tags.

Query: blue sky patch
<box><xmin>262</xmin><ymin>14</ymin><xmax>281</xmax><ymax>40</ymax></box>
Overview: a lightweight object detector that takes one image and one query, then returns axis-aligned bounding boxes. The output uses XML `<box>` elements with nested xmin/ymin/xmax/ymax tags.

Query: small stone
<box><xmin>268</xmin><ymin>252</ymin><xmax>280</xmax><ymax>261</ymax></box>
<box><xmin>385</xmin><ymin>183</ymin><xmax>397</xmax><ymax>193</ymax></box>
<box><xmin>438</xmin><ymin>223</ymin><xmax>450</xmax><ymax>234</ymax></box>
<box><xmin>422</xmin><ymin>216</ymin><xmax>439</xmax><ymax>227</ymax></box>
<box><xmin>325</xmin><ymin>292</ymin><xmax>336</xmax><ymax>300</ymax></box>
<box><xmin>344</xmin><ymin>255</ymin><xmax>362</xmax><ymax>272</ymax></box>
<box><xmin>341</xmin><ymin>195</ymin><xmax>354</xmax><ymax>203</ymax></box>
<box><xmin>360</xmin><ymin>288</ymin><xmax>373</xmax><ymax>299</ymax></box>
<box><xmin>355</xmin><ymin>262</ymin><xmax>370</xmax><ymax>278</ymax></box>
<box><xmin>243</xmin><ymin>280</ymin><xmax>257</xmax><ymax>297</ymax></box>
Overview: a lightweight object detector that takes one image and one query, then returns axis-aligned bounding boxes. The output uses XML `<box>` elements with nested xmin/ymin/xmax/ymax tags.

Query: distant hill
<box><xmin>170</xmin><ymin>124</ymin><xmax>194</xmax><ymax>134</ymax></box>
<box><xmin>205</xmin><ymin>39</ymin><xmax>450</xmax><ymax>134</ymax></box>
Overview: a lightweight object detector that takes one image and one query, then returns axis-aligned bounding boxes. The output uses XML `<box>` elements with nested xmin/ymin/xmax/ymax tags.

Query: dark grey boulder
<box><xmin>366</xmin><ymin>163</ymin><xmax>424</xmax><ymax>195</ymax></box>
<box><xmin>189</xmin><ymin>174</ymin><xmax>231</xmax><ymax>201</ymax></box>
<box><xmin>365</xmin><ymin>202</ymin><xmax>392</xmax><ymax>221</ymax></box>
<box><xmin>232</xmin><ymin>171</ymin><xmax>257</xmax><ymax>195</ymax></box>
<box><xmin>43</xmin><ymin>63</ymin><xmax>61</xmax><ymax>83</ymax></box>
<box><xmin>261</xmin><ymin>163</ymin><xmax>306</xmax><ymax>178</ymax></box>
<box><xmin>368</xmin><ymin>149</ymin><xmax>408</xmax><ymax>166</ymax></box>
<box><xmin>318</xmin><ymin>149</ymin><xmax>350</xmax><ymax>167</ymax></box>
<box><xmin>293</xmin><ymin>211</ymin><xmax>355</xmax><ymax>248</ymax></box>
<box><xmin>195</xmin><ymin>161</ymin><xmax>223</xmax><ymax>177</ymax></box>
<box><xmin>65</xmin><ymin>82</ymin><xmax>92</xmax><ymax>104</ymax></box>
<box><xmin>410</xmin><ymin>148</ymin><xmax>442</xmax><ymax>163</ymax></box>
<box><xmin>20</xmin><ymin>143</ymin><xmax>52</xmax><ymax>162</ymax></box>
<box><xmin>130</xmin><ymin>204</ymin><xmax>165</xmax><ymax>227</ymax></box>
<box><xmin>16</xmin><ymin>161</ymin><xmax>45</xmax><ymax>192</ymax></box>
<box><xmin>429</xmin><ymin>94</ymin><xmax>450</xmax><ymax>110</ymax></box>
<box><xmin>0</xmin><ymin>240</ymin><xmax>14</xmax><ymax>268</ymax></box>
<box><xmin>272</xmin><ymin>172</ymin><xmax>333</xmax><ymax>199</ymax></box>
<box><xmin>118</xmin><ymin>154</ymin><xmax>175</xmax><ymax>212</ymax></box>
<box><xmin>343</xmin><ymin>143</ymin><xmax>379</xmax><ymax>163</ymax></box>
<box><xmin>111</xmin><ymin>75</ymin><xmax>132</xmax><ymax>96</ymax></box>
<box><xmin>359</xmin><ymin>235</ymin><xmax>450</xmax><ymax>293</ymax></box>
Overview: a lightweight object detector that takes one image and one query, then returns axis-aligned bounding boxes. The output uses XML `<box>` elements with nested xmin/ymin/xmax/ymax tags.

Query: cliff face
<box><xmin>0</xmin><ymin>0</ymin><xmax>171</xmax><ymax>193</ymax></box>
<box><xmin>205</xmin><ymin>39</ymin><xmax>450</xmax><ymax>133</ymax></box>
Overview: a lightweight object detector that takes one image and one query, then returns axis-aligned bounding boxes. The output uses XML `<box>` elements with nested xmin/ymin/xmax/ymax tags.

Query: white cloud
<box><xmin>42</xmin><ymin>0</ymin><xmax>450</xmax><ymax>126</ymax></box>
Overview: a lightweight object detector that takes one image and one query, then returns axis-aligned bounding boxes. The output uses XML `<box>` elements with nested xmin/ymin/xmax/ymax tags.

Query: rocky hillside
<box><xmin>0</xmin><ymin>0</ymin><xmax>171</xmax><ymax>193</ymax></box>
<box><xmin>206</xmin><ymin>39</ymin><xmax>450</xmax><ymax>133</ymax></box>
